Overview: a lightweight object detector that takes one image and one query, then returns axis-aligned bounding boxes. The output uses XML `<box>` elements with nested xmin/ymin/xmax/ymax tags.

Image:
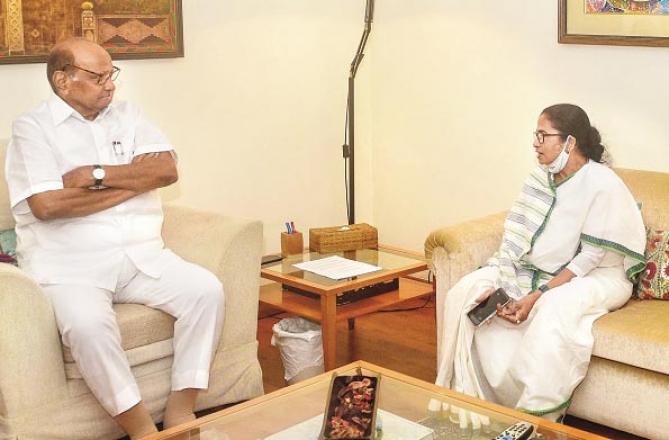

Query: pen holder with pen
<box><xmin>281</xmin><ymin>231</ymin><xmax>304</xmax><ymax>257</ymax></box>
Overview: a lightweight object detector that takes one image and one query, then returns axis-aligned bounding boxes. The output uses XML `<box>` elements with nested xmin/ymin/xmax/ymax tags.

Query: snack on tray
<box><xmin>320</xmin><ymin>372</ymin><xmax>381</xmax><ymax>440</ymax></box>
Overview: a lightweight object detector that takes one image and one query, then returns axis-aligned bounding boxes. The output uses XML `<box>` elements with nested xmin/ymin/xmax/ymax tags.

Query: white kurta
<box><xmin>6</xmin><ymin>93</ymin><xmax>174</xmax><ymax>287</ymax></box>
<box><xmin>436</xmin><ymin>161</ymin><xmax>645</xmax><ymax>419</ymax></box>
<box><xmin>5</xmin><ymin>94</ymin><xmax>224</xmax><ymax>416</ymax></box>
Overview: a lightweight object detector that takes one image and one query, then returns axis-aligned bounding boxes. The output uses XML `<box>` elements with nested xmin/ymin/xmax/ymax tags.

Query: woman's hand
<box><xmin>497</xmin><ymin>291</ymin><xmax>542</xmax><ymax>325</ymax></box>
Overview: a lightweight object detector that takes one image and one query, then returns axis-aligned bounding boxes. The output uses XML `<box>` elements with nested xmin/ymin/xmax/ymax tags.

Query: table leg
<box><xmin>320</xmin><ymin>294</ymin><xmax>337</xmax><ymax>371</ymax></box>
<box><xmin>348</xmin><ymin>318</ymin><xmax>355</xmax><ymax>330</ymax></box>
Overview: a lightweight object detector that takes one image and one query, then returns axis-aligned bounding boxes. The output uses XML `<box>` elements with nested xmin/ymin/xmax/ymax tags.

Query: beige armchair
<box><xmin>0</xmin><ymin>142</ymin><xmax>264</xmax><ymax>440</ymax></box>
<box><xmin>425</xmin><ymin>168</ymin><xmax>669</xmax><ymax>439</ymax></box>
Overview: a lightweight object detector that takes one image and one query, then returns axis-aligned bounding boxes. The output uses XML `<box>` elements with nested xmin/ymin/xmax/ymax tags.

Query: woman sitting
<box><xmin>435</xmin><ymin>103</ymin><xmax>646</xmax><ymax>421</ymax></box>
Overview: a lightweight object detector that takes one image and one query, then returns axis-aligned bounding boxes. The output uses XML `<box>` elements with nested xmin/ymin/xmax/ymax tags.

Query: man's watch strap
<box><xmin>92</xmin><ymin>164</ymin><xmax>105</xmax><ymax>188</ymax></box>
<box><xmin>538</xmin><ymin>284</ymin><xmax>550</xmax><ymax>294</ymax></box>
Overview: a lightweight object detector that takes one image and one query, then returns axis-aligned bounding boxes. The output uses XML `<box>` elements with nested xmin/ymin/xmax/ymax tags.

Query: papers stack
<box><xmin>293</xmin><ymin>256</ymin><xmax>382</xmax><ymax>280</ymax></box>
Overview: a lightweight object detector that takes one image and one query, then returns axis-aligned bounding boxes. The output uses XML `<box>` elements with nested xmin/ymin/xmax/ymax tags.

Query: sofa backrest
<box><xmin>0</xmin><ymin>140</ymin><xmax>14</xmax><ymax>230</ymax></box>
<box><xmin>616</xmin><ymin>168</ymin><xmax>669</xmax><ymax>231</ymax></box>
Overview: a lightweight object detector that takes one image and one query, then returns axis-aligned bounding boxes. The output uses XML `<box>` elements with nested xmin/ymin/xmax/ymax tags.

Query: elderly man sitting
<box><xmin>5</xmin><ymin>37</ymin><xmax>224</xmax><ymax>439</ymax></box>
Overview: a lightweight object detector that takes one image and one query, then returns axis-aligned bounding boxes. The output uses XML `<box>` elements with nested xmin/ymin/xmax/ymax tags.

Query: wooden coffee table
<box><xmin>147</xmin><ymin>360</ymin><xmax>606</xmax><ymax>440</ymax></box>
<box><xmin>259</xmin><ymin>248</ymin><xmax>433</xmax><ymax>370</ymax></box>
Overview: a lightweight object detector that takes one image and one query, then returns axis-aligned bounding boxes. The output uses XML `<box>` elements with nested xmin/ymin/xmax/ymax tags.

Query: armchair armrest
<box><xmin>161</xmin><ymin>204</ymin><xmax>263</xmax><ymax>350</ymax></box>
<box><xmin>424</xmin><ymin>211</ymin><xmax>506</xmax><ymax>290</ymax></box>
<box><xmin>425</xmin><ymin>211</ymin><xmax>506</xmax><ymax>362</ymax></box>
<box><xmin>0</xmin><ymin>263</ymin><xmax>68</xmax><ymax>417</ymax></box>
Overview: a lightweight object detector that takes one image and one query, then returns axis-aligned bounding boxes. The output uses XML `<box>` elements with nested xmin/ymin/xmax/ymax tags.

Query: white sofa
<box><xmin>0</xmin><ymin>141</ymin><xmax>264</xmax><ymax>439</ymax></box>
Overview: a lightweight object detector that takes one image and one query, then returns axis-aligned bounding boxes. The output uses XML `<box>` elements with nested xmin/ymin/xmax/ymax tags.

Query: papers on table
<box><xmin>293</xmin><ymin>256</ymin><xmax>381</xmax><ymax>280</ymax></box>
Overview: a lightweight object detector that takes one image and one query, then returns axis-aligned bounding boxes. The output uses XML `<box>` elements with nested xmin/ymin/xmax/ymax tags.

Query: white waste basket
<box><xmin>271</xmin><ymin>317</ymin><xmax>324</xmax><ymax>384</ymax></box>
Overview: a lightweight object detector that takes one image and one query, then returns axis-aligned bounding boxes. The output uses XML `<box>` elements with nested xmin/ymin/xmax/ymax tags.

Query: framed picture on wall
<box><xmin>0</xmin><ymin>0</ymin><xmax>183</xmax><ymax>64</ymax></box>
<box><xmin>559</xmin><ymin>0</ymin><xmax>669</xmax><ymax>47</ymax></box>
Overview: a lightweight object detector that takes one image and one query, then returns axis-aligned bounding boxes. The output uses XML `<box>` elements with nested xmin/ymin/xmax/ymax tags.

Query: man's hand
<box><xmin>27</xmin><ymin>187</ymin><xmax>139</xmax><ymax>220</ymax></box>
<box><xmin>108</xmin><ymin>151</ymin><xmax>177</xmax><ymax>192</ymax></box>
<box><xmin>62</xmin><ymin>165</ymin><xmax>94</xmax><ymax>189</ymax></box>
<box><xmin>61</xmin><ymin>152</ymin><xmax>177</xmax><ymax>193</ymax></box>
<box><xmin>131</xmin><ymin>152</ymin><xmax>162</xmax><ymax>162</ymax></box>
<box><xmin>497</xmin><ymin>291</ymin><xmax>542</xmax><ymax>325</ymax></box>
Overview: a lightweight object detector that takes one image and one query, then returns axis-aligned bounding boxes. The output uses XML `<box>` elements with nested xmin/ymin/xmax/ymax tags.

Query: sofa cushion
<box><xmin>617</xmin><ymin>168</ymin><xmax>669</xmax><ymax>231</ymax></box>
<box><xmin>65</xmin><ymin>340</ymin><xmax>174</xmax><ymax>380</ymax></box>
<box><xmin>62</xmin><ymin>303</ymin><xmax>175</xmax><ymax>363</ymax></box>
<box><xmin>636</xmin><ymin>229</ymin><xmax>669</xmax><ymax>300</ymax></box>
<box><xmin>592</xmin><ymin>299</ymin><xmax>669</xmax><ymax>375</ymax></box>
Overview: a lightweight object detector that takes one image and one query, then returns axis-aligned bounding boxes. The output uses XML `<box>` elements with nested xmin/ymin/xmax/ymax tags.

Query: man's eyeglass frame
<box><xmin>63</xmin><ymin>64</ymin><xmax>121</xmax><ymax>85</ymax></box>
<box><xmin>533</xmin><ymin>131</ymin><xmax>564</xmax><ymax>144</ymax></box>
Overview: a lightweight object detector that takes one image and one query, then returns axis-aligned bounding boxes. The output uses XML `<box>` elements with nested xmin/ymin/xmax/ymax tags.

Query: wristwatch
<box><xmin>92</xmin><ymin>165</ymin><xmax>105</xmax><ymax>188</ymax></box>
<box><xmin>538</xmin><ymin>284</ymin><xmax>550</xmax><ymax>294</ymax></box>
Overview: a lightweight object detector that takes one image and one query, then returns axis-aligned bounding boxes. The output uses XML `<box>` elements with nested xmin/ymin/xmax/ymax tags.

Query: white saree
<box><xmin>435</xmin><ymin>161</ymin><xmax>646</xmax><ymax>419</ymax></box>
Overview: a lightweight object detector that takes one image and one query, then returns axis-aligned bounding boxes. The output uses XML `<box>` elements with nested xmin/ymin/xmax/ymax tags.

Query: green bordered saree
<box><xmin>488</xmin><ymin>162</ymin><xmax>646</xmax><ymax>299</ymax></box>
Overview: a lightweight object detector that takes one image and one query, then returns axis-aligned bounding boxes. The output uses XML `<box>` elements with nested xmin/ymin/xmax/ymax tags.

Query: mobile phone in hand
<box><xmin>467</xmin><ymin>287</ymin><xmax>511</xmax><ymax>326</ymax></box>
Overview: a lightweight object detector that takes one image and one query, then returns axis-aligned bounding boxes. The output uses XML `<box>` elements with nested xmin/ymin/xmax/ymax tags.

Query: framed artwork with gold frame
<box><xmin>0</xmin><ymin>0</ymin><xmax>183</xmax><ymax>64</ymax></box>
<box><xmin>559</xmin><ymin>0</ymin><xmax>669</xmax><ymax>47</ymax></box>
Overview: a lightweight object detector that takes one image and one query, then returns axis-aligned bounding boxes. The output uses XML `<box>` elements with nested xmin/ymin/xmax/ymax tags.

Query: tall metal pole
<box><xmin>348</xmin><ymin>77</ymin><xmax>355</xmax><ymax>225</ymax></box>
<box><xmin>344</xmin><ymin>0</ymin><xmax>374</xmax><ymax>225</ymax></box>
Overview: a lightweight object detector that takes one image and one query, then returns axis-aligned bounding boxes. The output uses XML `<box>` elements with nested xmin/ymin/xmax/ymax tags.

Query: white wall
<box><xmin>363</xmin><ymin>0</ymin><xmax>669</xmax><ymax>252</ymax></box>
<box><xmin>2</xmin><ymin>1</ymin><xmax>667</xmax><ymax>255</ymax></box>
<box><xmin>0</xmin><ymin>0</ymin><xmax>371</xmax><ymax>253</ymax></box>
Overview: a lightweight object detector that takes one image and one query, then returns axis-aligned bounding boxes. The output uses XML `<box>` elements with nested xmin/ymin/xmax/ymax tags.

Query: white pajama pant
<box><xmin>41</xmin><ymin>252</ymin><xmax>225</xmax><ymax>417</ymax></box>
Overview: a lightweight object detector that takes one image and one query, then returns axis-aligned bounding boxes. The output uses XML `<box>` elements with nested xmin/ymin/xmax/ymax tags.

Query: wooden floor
<box><xmin>257</xmin><ymin>296</ymin><xmax>645</xmax><ymax>440</ymax></box>
<box><xmin>258</xmin><ymin>296</ymin><xmax>437</xmax><ymax>393</ymax></box>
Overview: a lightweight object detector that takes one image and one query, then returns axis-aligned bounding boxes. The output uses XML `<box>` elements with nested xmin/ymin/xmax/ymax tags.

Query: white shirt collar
<box><xmin>47</xmin><ymin>93</ymin><xmax>114</xmax><ymax>125</ymax></box>
<box><xmin>47</xmin><ymin>93</ymin><xmax>76</xmax><ymax>125</ymax></box>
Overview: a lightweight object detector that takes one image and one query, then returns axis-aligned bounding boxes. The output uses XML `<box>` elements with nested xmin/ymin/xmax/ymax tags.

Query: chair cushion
<box><xmin>636</xmin><ymin>229</ymin><xmax>669</xmax><ymax>300</ymax></box>
<box><xmin>62</xmin><ymin>303</ymin><xmax>175</xmax><ymax>363</ymax></box>
<box><xmin>592</xmin><ymin>299</ymin><xmax>669</xmax><ymax>375</ymax></box>
<box><xmin>65</xmin><ymin>340</ymin><xmax>174</xmax><ymax>380</ymax></box>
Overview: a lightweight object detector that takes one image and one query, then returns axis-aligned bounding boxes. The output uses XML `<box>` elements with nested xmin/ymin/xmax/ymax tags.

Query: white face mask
<box><xmin>544</xmin><ymin>136</ymin><xmax>572</xmax><ymax>174</ymax></box>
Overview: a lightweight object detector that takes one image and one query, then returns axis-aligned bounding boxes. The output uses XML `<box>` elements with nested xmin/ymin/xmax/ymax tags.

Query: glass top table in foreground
<box><xmin>260</xmin><ymin>248</ymin><xmax>434</xmax><ymax>370</ymax></box>
<box><xmin>147</xmin><ymin>361</ymin><xmax>606</xmax><ymax>440</ymax></box>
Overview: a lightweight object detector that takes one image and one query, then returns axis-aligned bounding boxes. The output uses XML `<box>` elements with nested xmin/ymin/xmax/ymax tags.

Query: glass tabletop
<box><xmin>152</xmin><ymin>362</ymin><xmax>589</xmax><ymax>440</ymax></box>
<box><xmin>261</xmin><ymin>249</ymin><xmax>426</xmax><ymax>287</ymax></box>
